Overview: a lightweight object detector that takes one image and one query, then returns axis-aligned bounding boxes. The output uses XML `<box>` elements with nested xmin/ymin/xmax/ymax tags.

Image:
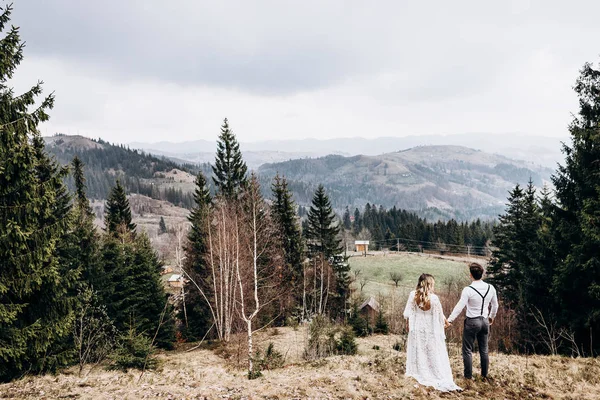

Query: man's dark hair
<box><xmin>469</xmin><ymin>263</ymin><xmax>484</xmax><ymax>280</ymax></box>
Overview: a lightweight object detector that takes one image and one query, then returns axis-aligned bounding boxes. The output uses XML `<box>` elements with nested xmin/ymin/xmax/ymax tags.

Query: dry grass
<box><xmin>2</xmin><ymin>327</ymin><xmax>599</xmax><ymax>400</ymax></box>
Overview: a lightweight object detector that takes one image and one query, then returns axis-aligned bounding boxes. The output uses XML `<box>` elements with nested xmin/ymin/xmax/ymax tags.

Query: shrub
<box><xmin>304</xmin><ymin>315</ymin><xmax>338</xmax><ymax>360</ymax></box>
<box><xmin>109</xmin><ymin>328</ymin><xmax>158</xmax><ymax>372</ymax></box>
<box><xmin>373</xmin><ymin>310</ymin><xmax>389</xmax><ymax>335</ymax></box>
<box><xmin>255</xmin><ymin>342</ymin><xmax>285</xmax><ymax>372</ymax></box>
<box><xmin>337</xmin><ymin>327</ymin><xmax>358</xmax><ymax>355</ymax></box>
<box><xmin>348</xmin><ymin>304</ymin><xmax>370</xmax><ymax>337</ymax></box>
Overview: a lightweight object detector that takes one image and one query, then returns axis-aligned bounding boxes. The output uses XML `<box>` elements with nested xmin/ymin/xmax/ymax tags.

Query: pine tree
<box><xmin>69</xmin><ymin>157</ymin><xmax>102</xmax><ymax>288</ymax></box>
<box><xmin>212</xmin><ymin>118</ymin><xmax>248</xmax><ymax>198</ymax></box>
<box><xmin>100</xmin><ymin>233</ymin><xmax>175</xmax><ymax>349</ymax></box>
<box><xmin>306</xmin><ymin>185</ymin><xmax>347</xmax><ymax>317</ymax></box>
<box><xmin>488</xmin><ymin>184</ymin><xmax>528</xmax><ymax>306</ymax></box>
<box><xmin>104</xmin><ymin>180</ymin><xmax>136</xmax><ymax>234</ymax></box>
<box><xmin>352</xmin><ymin>208</ymin><xmax>362</xmax><ymax>235</ymax></box>
<box><xmin>181</xmin><ymin>172</ymin><xmax>213</xmax><ymax>340</ymax></box>
<box><xmin>342</xmin><ymin>206</ymin><xmax>351</xmax><ymax>230</ymax></box>
<box><xmin>488</xmin><ymin>180</ymin><xmax>557</xmax><ymax>352</ymax></box>
<box><xmin>72</xmin><ymin>156</ymin><xmax>93</xmax><ymax>216</ymax></box>
<box><xmin>551</xmin><ymin>61</ymin><xmax>600</xmax><ymax>355</ymax></box>
<box><xmin>271</xmin><ymin>174</ymin><xmax>304</xmax><ymax>316</ymax></box>
<box><xmin>0</xmin><ymin>4</ymin><xmax>77</xmax><ymax>380</ymax></box>
<box><xmin>158</xmin><ymin>216</ymin><xmax>167</xmax><ymax>235</ymax></box>
<box><xmin>307</xmin><ymin>185</ymin><xmax>342</xmax><ymax>259</ymax></box>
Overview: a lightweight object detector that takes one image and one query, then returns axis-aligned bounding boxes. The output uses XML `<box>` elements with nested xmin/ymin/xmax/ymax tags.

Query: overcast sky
<box><xmin>8</xmin><ymin>1</ymin><xmax>598</xmax><ymax>143</ymax></box>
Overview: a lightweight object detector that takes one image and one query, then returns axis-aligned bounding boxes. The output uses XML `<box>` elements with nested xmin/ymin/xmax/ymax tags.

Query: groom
<box><xmin>447</xmin><ymin>263</ymin><xmax>498</xmax><ymax>380</ymax></box>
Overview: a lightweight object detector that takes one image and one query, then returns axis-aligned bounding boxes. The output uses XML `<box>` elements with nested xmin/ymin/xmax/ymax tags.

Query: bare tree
<box><xmin>531</xmin><ymin>306</ymin><xmax>563</xmax><ymax>356</ymax></box>
<box><xmin>175</xmin><ymin>223</ymin><xmax>190</xmax><ymax>328</ymax></box>
<box><xmin>389</xmin><ymin>272</ymin><xmax>403</xmax><ymax>287</ymax></box>
<box><xmin>204</xmin><ymin>201</ymin><xmax>240</xmax><ymax>342</ymax></box>
<box><xmin>359</xmin><ymin>277</ymin><xmax>368</xmax><ymax>292</ymax></box>
<box><xmin>73</xmin><ymin>287</ymin><xmax>117</xmax><ymax>377</ymax></box>
<box><xmin>235</xmin><ymin>175</ymin><xmax>285</xmax><ymax>378</ymax></box>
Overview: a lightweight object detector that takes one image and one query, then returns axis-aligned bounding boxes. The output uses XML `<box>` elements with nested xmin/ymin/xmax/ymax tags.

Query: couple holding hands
<box><xmin>403</xmin><ymin>263</ymin><xmax>499</xmax><ymax>392</ymax></box>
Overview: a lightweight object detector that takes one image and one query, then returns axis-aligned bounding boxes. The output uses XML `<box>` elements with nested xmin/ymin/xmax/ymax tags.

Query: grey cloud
<box><xmin>12</xmin><ymin>1</ymin><xmax>599</xmax><ymax>97</ymax></box>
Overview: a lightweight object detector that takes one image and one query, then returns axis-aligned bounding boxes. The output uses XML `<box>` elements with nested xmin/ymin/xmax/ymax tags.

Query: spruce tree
<box><xmin>0</xmin><ymin>4</ymin><xmax>77</xmax><ymax>380</ymax></box>
<box><xmin>271</xmin><ymin>174</ymin><xmax>304</xmax><ymax>314</ymax></box>
<box><xmin>104</xmin><ymin>180</ymin><xmax>136</xmax><ymax>234</ymax></box>
<box><xmin>488</xmin><ymin>184</ymin><xmax>528</xmax><ymax>306</ymax></box>
<box><xmin>342</xmin><ymin>206</ymin><xmax>351</xmax><ymax>230</ymax></box>
<box><xmin>212</xmin><ymin>118</ymin><xmax>248</xmax><ymax>198</ymax></box>
<box><xmin>69</xmin><ymin>157</ymin><xmax>102</xmax><ymax>288</ymax></box>
<box><xmin>181</xmin><ymin>172</ymin><xmax>213</xmax><ymax>340</ymax></box>
<box><xmin>72</xmin><ymin>156</ymin><xmax>92</xmax><ymax>216</ymax></box>
<box><xmin>551</xmin><ymin>61</ymin><xmax>600</xmax><ymax>354</ymax></box>
<box><xmin>158</xmin><ymin>216</ymin><xmax>167</xmax><ymax>235</ymax></box>
<box><xmin>100</xmin><ymin>232</ymin><xmax>175</xmax><ymax>349</ymax></box>
<box><xmin>306</xmin><ymin>185</ymin><xmax>348</xmax><ymax>317</ymax></box>
<box><xmin>488</xmin><ymin>180</ymin><xmax>557</xmax><ymax>351</ymax></box>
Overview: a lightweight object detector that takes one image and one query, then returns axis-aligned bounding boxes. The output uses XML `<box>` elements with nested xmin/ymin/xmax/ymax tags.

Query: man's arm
<box><xmin>489</xmin><ymin>288</ymin><xmax>499</xmax><ymax>321</ymax></box>
<box><xmin>447</xmin><ymin>287</ymin><xmax>469</xmax><ymax>323</ymax></box>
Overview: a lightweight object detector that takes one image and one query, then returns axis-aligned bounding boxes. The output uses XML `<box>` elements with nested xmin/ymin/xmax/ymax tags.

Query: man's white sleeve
<box><xmin>447</xmin><ymin>287</ymin><xmax>469</xmax><ymax>323</ymax></box>
<box><xmin>489</xmin><ymin>288</ymin><xmax>499</xmax><ymax>319</ymax></box>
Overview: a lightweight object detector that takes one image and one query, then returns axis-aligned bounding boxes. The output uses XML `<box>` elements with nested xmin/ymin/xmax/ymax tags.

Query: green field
<box><xmin>348</xmin><ymin>252</ymin><xmax>471</xmax><ymax>298</ymax></box>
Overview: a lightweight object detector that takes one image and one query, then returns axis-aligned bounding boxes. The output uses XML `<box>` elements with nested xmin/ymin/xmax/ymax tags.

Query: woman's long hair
<box><xmin>414</xmin><ymin>273</ymin><xmax>435</xmax><ymax>311</ymax></box>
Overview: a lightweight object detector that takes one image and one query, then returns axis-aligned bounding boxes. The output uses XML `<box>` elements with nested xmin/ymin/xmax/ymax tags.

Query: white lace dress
<box><xmin>403</xmin><ymin>291</ymin><xmax>461</xmax><ymax>392</ymax></box>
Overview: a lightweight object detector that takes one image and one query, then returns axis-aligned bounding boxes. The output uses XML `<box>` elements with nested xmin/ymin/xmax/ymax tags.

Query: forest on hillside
<box><xmin>46</xmin><ymin>134</ymin><xmax>213</xmax><ymax>208</ymax></box>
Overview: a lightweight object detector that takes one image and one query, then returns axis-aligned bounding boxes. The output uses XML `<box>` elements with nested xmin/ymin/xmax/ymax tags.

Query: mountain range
<box><xmin>129</xmin><ymin>133</ymin><xmax>568</xmax><ymax>169</ymax></box>
<box><xmin>45</xmin><ymin>134</ymin><xmax>556</xmax><ymax>221</ymax></box>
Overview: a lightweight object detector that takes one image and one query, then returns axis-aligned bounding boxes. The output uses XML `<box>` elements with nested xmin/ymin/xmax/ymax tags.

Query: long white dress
<box><xmin>403</xmin><ymin>291</ymin><xmax>461</xmax><ymax>392</ymax></box>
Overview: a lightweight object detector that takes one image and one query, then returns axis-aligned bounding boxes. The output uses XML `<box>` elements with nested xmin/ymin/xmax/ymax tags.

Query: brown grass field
<box><xmin>2</xmin><ymin>326</ymin><xmax>599</xmax><ymax>400</ymax></box>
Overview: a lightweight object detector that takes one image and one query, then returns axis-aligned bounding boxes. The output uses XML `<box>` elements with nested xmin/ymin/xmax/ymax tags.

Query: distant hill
<box><xmin>44</xmin><ymin>134</ymin><xmax>211</xmax><ymax>208</ymax></box>
<box><xmin>47</xmin><ymin>134</ymin><xmax>554</xmax><ymax>220</ymax></box>
<box><xmin>258</xmin><ymin>145</ymin><xmax>554</xmax><ymax>220</ymax></box>
<box><xmin>130</xmin><ymin>133</ymin><xmax>567</xmax><ymax>169</ymax></box>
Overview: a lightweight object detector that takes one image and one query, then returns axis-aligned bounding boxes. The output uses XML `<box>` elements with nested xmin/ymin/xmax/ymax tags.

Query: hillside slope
<box><xmin>44</xmin><ymin>134</ymin><xmax>210</xmax><ymax>208</ymax></box>
<box><xmin>1</xmin><ymin>327</ymin><xmax>598</xmax><ymax>400</ymax></box>
<box><xmin>259</xmin><ymin>145</ymin><xmax>553</xmax><ymax>220</ymax></box>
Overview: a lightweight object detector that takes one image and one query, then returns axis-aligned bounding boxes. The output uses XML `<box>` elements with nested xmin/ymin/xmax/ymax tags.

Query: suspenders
<box><xmin>468</xmin><ymin>284</ymin><xmax>491</xmax><ymax>316</ymax></box>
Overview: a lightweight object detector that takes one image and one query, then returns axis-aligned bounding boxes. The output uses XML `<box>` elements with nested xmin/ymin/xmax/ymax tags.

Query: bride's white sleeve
<box><xmin>403</xmin><ymin>291</ymin><xmax>415</xmax><ymax>319</ymax></box>
<box><xmin>432</xmin><ymin>295</ymin><xmax>447</xmax><ymax>340</ymax></box>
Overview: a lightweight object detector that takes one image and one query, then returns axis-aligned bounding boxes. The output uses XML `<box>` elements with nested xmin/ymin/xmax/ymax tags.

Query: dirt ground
<box><xmin>1</xmin><ymin>327</ymin><xmax>599</xmax><ymax>400</ymax></box>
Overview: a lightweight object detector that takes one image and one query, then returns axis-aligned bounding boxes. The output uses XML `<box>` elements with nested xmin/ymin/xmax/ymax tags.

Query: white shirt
<box><xmin>447</xmin><ymin>280</ymin><xmax>498</xmax><ymax>322</ymax></box>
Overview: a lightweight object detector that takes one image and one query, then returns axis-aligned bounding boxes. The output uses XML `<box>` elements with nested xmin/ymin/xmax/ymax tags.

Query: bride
<box><xmin>403</xmin><ymin>273</ymin><xmax>461</xmax><ymax>391</ymax></box>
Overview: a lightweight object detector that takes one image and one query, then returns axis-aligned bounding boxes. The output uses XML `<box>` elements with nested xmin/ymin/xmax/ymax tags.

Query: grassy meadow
<box><xmin>348</xmin><ymin>252</ymin><xmax>473</xmax><ymax>298</ymax></box>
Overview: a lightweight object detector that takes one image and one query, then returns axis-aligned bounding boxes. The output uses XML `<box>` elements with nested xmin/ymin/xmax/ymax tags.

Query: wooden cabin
<box><xmin>167</xmin><ymin>274</ymin><xmax>184</xmax><ymax>288</ymax></box>
<box><xmin>355</xmin><ymin>240</ymin><xmax>370</xmax><ymax>253</ymax></box>
<box><xmin>359</xmin><ymin>296</ymin><xmax>380</xmax><ymax>324</ymax></box>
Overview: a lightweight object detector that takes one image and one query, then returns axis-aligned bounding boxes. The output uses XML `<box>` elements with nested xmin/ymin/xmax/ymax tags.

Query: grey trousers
<box><xmin>462</xmin><ymin>316</ymin><xmax>489</xmax><ymax>378</ymax></box>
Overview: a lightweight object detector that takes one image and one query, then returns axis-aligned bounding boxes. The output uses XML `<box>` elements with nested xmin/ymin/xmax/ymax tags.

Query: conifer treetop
<box><xmin>104</xmin><ymin>180</ymin><xmax>136</xmax><ymax>234</ymax></box>
<box><xmin>212</xmin><ymin>118</ymin><xmax>248</xmax><ymax>199</ymax></box>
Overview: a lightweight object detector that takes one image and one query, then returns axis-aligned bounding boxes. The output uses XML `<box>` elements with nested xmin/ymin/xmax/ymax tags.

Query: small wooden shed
<box><xmin>167</xmin><ymin>274</ymin><xmax>183</xmax><ymax>288</ymax></box>
<box><xmin>355</xmin><ymin>240</ymin><xmax>370</xmax><ymax>253</ymax></box>
<box><xmin>359</xmin><ymin>296</ymin><xmax>380</xmax><ymax>324</ymax></box>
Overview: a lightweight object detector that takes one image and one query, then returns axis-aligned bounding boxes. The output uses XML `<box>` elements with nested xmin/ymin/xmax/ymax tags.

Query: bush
<box><xmin>373</xmin><ymin>310</ymin><xmax>389</xmax><ymax>335</ymax></box>
<box><xmin>348</xmin><ymin>304</ymin><xmax>370</xmax><ymax>337</ymax></box>
<box><xmin>337</xmin><ymin>327</ymin><xmax>358</xmax><ymax>355</ymax></box>
<box><xmin>304</xmin><ymin>315</ymin><xmax>338</xmax><ymax>360</ymax></box>
<box><xmin>254</xmin><ymin>342</ymin><xmax>285</xmax><ymax>372</ymax></box>
<box><xmin>393</xmin><ymin>341</ymin><xmax>402</xmax><ymax>352</ymax></box>
<box><xmin>109</xmin><ymin>328</ymin><xmax>158</xmax><ymax>372</ymax></box>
